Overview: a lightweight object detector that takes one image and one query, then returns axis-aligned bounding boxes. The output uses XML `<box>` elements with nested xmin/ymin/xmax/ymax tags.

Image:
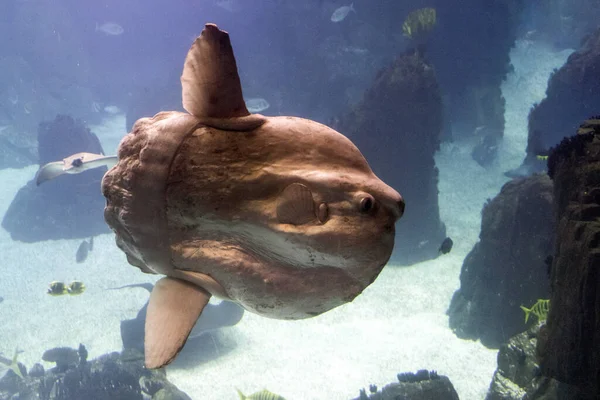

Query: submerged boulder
<box><xmin>448</xmin><ymin>174</ymin><xmax>554</xmax><ymax>348</ymax></box>
<box><xmin>522</xmin><ymin>27</ymin><xmax>600</xmax><ymax>173</ymax></box>
<box><xmin>538</xmin><ymin>127</ymin><xmax>600</xmax><ymax>398</ymax></box>
<box><xmin>428</xmin><ymin>0</ymin><xmax>524</xmax><ymax>146</ymax></box>
<box><xmin>1</xmin><ymin>115</ymin><xmax>109</xmax><ymax>242</ymax></box>
<box><xmin>352</xmin><ymin>370</ymin><xmax>459</xmax><ymax>400</ymax></box>
<box><xmin>0</xmin><ymin>345</ymin><xmax>191</xmax><ymax>400</ymax></box>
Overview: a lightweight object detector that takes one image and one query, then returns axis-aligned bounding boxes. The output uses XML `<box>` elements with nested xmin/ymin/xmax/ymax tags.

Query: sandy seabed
<box><xmin>0</xmin><ymin>41</ymin><xmax>572</xmax><ymax>400</ymax></box>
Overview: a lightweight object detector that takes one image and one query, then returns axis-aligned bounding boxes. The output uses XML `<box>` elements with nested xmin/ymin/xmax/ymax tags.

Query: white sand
<box><xmin>0</xmin><ymin>41</ymin><xmax>571</xmax><ymax>399</ymax></box>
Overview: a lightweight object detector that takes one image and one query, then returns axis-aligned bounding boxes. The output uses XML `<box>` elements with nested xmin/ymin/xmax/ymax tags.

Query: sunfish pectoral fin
<box><xmin>35</xmin><ymin>161</ymin><xmax>66</xmax><ymax>186</ymax></box>
<box><xmin>276</xmin><ymin>183</ymin><xmax>317</xmax><ymax>225</ymax></box>
<box><xmin>181</xmin><ymin>23</ymin><xmax>249</xmax><ymax>120</ymax></box>
<box><xmin>144</xmin><ymin>277</ymin><xmax>211</xmax><ymax>369</ymax></box>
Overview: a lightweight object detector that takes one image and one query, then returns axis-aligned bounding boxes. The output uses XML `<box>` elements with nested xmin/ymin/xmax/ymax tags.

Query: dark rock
<box><xmin>333</xmin><ymin>48</ymin><xmax>446</xmax><ymax>265</ymax></box>
<box><xmin>27</xmin><ymin>364</ymin><xmax>44</xmax><ymax>379</ymax></box>
<box><xmin>523</xmin><ymin>28</ymin><xmax>600</xmax><ymax>172</ymax></box>
<box><xmin>36</xmin><ymin>114</ymin><xmax>103</xmax><ymax>167</ymax></box>
<box><xmin>538</xmin><ymin>128</ymin><xmax>600</xmax><ymax>398</ymax></box>
<box><xmin>352</xmin><ymin>370</ymin><xmax>459</xmax><ymax>400</ymax></box>
<box><xmin>0</xmin><ymin>347</ymin><xmax>190</xmax><ymax>400</ymax></box>
<box><xmin>486</xmin><ymin>325</ymin><xmax>542</xmax><ymax>400</ymax></box>
<box><xmin>153</xmin><ymin>387</ymin><xmax>193</xmax><ymax>400</ymax></box>
<box><xmin>42</xmin><ymin>347</ymin><xmax>79</xmax><ymax>372</ymax></box>
<box><xmin>448</xmin><ymin>174</ymin><xmax>554</xmax><ymax>348</ymax></box>
<box><xmin>485</xmin><ymin>324</ymin><xmax>590</xmax><ymax>400</ymax></box>
<box><xmin>1</xmin><ymin>115</ymin><xmax>110</xmax><ymax>242</ymax></box>
<box><xmin>428</xmin><ymin>0</ymin><xmax>524</xmax><ymax>142</ymax></box>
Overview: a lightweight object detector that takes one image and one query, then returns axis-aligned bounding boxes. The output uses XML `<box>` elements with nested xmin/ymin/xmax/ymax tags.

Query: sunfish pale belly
<box><xmin>89</xmin><ymin>24</ymin><xmax>404</xmax><ymax>369</ymax></box>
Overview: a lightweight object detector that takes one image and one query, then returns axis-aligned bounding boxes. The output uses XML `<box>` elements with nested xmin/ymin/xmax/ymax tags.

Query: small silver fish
<box><xmin>216</xmin><ymin>0</ymin><xmax>241</xmax><ymax>12</ymax></box>
<box><xmin>341</xmin><ymin>46</ymin><xmax>369</xmax><ymax>55</ymax></box>
<box><xmin>96</xmin><ymin>22</ymin><xmax>124</xmax><ymax>36</ymax></box>
<box><xmin>103</xmin><ymin>105</ymin><xmax>121</xmax><ymax>114</ymax></box>
<box><xmin>331</xmin><ymin>3</ymin><xmax>355</xmax><ymax>22</ymax></box>
<box><xmin>245</xmin><ymin>98</ymin><xmax>270</xmax><ymax>113</ymax></box>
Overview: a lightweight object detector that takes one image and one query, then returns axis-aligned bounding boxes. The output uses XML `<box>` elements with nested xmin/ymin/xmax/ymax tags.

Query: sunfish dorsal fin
<box><xmin>182</xmin><ymin>23</ymin><xmax>249</xmax><ymax>120</ymax></box>
<box><xmin>145</xmin><ymin>277</ymin><xmax>211</xmax><ymax>369</ymax></box>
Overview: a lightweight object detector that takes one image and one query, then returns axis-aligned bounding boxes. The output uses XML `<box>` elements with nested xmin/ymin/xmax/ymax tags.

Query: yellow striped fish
<box><xmin>520</xmin><ymin>299</ymin><xmax>550</xmax><ymax>323</ymax></box>
<box><xmin>237</xmin><ymin>389</ymin><xmax>286</xmax><ymax>400</ymax></box>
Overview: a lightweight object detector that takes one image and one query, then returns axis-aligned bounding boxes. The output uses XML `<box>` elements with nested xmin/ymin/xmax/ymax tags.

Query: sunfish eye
<box><xmin>317</xmin><ymin>202</ymin><xmax>329</xmax><ymax>223</ymax></box>
<box><xmin>71</xmin><ymin>158</ymin><xmax>83</xmax><ymax>167</ymax></box>
<box><xmin>359</xmin><ymin>195</ymin><xmax>376</xmax><ymax>214</ymax></box>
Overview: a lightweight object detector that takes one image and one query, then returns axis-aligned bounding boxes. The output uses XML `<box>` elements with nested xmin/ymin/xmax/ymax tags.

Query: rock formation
<box><xmin>1</xmin><ymin>115</ymin><xmax>109</xmax><ymax>242</ymax></box>
<box><xmin>448</xmin><ymin>174</ymin><xmax>554</xmax><ymax>347</ymax></box>
<box><xmin>352</xmin><ymin>370</ymin><xmax>459</xmax><ymax>400</ymax></box>
<box><xmin>428</xmin><ymin>0</ymin><xmax>524</xmax><ymax>154</ymax></box>
<box><xmin>523</xmin><ymin>27</ymin><xmax>600</xmax><ymax>174</ymax></box>
<box><xmin>537</xmin><ymin>128</ymin><xmax>600</xmax><ymax>398</ymax></box>
<box><xmin>0</xmin><ymin>345</ymin><xmax>191</xmax><ymax>400</ymax></box>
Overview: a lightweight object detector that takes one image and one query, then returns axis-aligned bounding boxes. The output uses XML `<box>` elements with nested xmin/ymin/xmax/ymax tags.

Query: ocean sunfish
<box><xmin>40</xmin><ymin>24</ymin><xmax>405</xmax><ymax>370</ymax></box>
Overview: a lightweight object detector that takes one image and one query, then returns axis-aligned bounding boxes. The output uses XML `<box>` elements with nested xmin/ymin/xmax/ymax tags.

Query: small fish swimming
<box><xmin>331</xmin><ymin>3</ymin><xmax>355</xmax><ymax>22</ymax></box>
<box><xmin>104</xmin><ymin>105</ymin><xmax>121</xmax><ymax>114</ymax></box>
<box><xmin>438</xmin><ymin>237</ymin><xmax>453</xmax><ymax>254</ymax></box>
<box><xmin>340</xmin><ymin>46</ymin><xmax>369</xmax><ymax>55</ymax></box>
<box><xmin>76</xmin><ymin>237</ymin><xmax>94</xmax><ymax>263</ymax></box>
<box><xmin>47</xmin><ymin>281</ymin><xmax>67</xmax><ymax>296</ymax></box>
<box><xmin>237</xmin><ymin>389</ymin><xmax>286</xmax><ymax>400</ymax></box>
<box><xmin>520</xmin><ymin>299</ymin><xmax>550</xmax><ymax>323</ymax></box>
<box><xmin>96</xmin><ymin>22</ymin><xmax>124</xmax><ymax>36</ymax></box>
<box><xmin>0</xmin><ymin>349</ymin><xmax>23</xmax><ymax>379</ymax></box>
<box><xmin>68</xmin><ymin>281</ymin><xmax>86</xmax><ymax>295</ymax></box>
<box><xmin>215</xmin><ymin>0</ymin><xmax>241</xmax><ymax>12</ymax></box>
<box><xmin>245</xmin><ymin>98</ymin><xmax>270</xmax><ymax>113</ymax></box>
<box><xmin>47</xmin><ymin>281</ymin><xmax>86</xmax><ymax>296</ymax></box>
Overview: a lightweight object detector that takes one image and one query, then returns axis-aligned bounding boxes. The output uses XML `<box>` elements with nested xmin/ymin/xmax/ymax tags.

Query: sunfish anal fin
<box><xmin>181</xmin><ymin>23</ymin><xmax>266</xmax><ymax>131</ymax></box>
<box><xmin>144</xmin><ymin>277</ymin><xmax>211</xmax><ymax>369</ymax></box>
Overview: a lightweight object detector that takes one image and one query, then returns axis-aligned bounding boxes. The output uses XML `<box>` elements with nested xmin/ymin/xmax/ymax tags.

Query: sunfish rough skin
<box><xmin>46</xmin><ymin>24</ymin><xmax>404</xmax><ymax>369</ymax></box>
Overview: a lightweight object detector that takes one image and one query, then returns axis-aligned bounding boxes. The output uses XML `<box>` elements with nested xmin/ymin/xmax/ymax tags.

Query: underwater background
<box><xmin>0</xmin><ymin>0</ymin><xmax>599</xmax><ymax>399</ymax></box>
